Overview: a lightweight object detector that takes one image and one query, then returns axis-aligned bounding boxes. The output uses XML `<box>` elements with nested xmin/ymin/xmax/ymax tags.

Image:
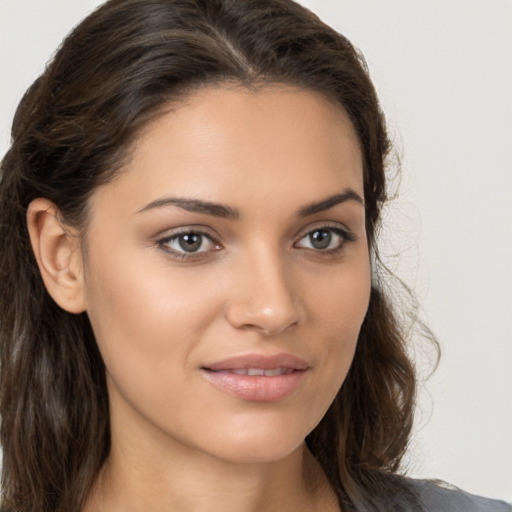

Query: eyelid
<box><xmin>294</xmin><ymin>222</ymin><xmax>356</xmax><ymax>242</ymax></box>
<box><xmin>293</xmin><ymin>223</ymin><xmax>356</xmax><ymax>252</ymax></box>
<box><xmin>154</xmin><ymin>223</ymin><xmax>218</xmax><ymax>238</ymax></box>
<box><xmin>156</xmin><ymin>227</ymin><xmax>222</xmax><ymax>258</ymax></box>
<box><xmin>154</xmin><ymin>222</ymin><xmax>356</xmax><ymax>260</ymax></box>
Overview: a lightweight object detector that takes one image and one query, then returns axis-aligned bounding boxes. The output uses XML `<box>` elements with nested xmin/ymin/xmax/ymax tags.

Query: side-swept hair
<box><xmin>0</xmin><ymin>1</ymin><xmax>432</xmax><ymax>510</ymax></box>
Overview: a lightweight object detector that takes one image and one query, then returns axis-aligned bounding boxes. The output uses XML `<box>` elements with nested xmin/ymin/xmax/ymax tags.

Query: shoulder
<box><xmin>401</xmin><ymin>477</ymin><xmax>511</xmax><ymax>512</ymax></box>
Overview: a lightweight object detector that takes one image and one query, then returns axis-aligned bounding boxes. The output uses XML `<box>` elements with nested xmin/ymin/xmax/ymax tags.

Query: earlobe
<box><xmin>27</xmin><ymin>198</ymin><xmax>86</xmax><ymax>314</ymax></box>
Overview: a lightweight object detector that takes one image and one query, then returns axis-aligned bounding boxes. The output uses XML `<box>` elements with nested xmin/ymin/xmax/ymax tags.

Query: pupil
<box><xmin>178</xmin><ymin>233</ymin><xmax>202</xmax><ymax>252</ymax></box>
<box><xmin>310</xmin><ymin>230</ymin><xmax>331</xmax><ymax>250</ymax></box>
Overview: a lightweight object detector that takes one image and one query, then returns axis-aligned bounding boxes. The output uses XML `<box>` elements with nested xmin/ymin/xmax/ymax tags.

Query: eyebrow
<box><xmin>297</xmin><ymin>189</ymin><xmax>364</xmax><ymax>216</ymax></box>
<box><xmin>137</xmin><ymin>188</ymin><xmax>363</xmax><ymax>219</ymax></box>
<box><xmin>137</xmin><ymin>197</ymin><xmax>240</xmax><ymax>219</ymax></box>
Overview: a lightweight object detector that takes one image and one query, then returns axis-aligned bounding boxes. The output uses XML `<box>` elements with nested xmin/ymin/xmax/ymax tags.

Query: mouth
<box><xmin>201</xmin><ymin>353</ymin><xmax>310</xmax><ymax>402</ymax></box>
<box><xmin>203</xmin><ymin>352</ymin><xmax>309</xmax><ymax>372</ymax></box>
<box><xmin>212</xmin><ymin>367</ymin><xmax>295</xmax><ymax>376</ymax></box>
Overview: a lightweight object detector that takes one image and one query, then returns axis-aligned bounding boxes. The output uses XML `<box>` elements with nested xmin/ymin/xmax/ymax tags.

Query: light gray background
<box><xmin>1</xmin><ymin>0</ymin><xmax>511</xmax><ymax>502</ymax></box>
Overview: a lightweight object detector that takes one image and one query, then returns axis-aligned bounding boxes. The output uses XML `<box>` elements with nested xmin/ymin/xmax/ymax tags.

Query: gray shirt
<box><xmin>405</xmin><ymin>479</ymin><xmax>511</xmax><ymax>511</ymax></box>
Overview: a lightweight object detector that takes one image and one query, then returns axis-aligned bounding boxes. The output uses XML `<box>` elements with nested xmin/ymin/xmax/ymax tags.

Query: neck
<box><xmin>83</xmin><ymin>387</ymin><xmax>340</xmax><ymax>512</ymax></box>
<box><xmin>86</xmin><ymin>438</ymin><xmax>338</xmax><ymax>512</ymax></box>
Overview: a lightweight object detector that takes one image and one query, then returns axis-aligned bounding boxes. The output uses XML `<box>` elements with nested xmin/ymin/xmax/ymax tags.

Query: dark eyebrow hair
<box><xmin>137</xmin><ymin>197</ymin><xmax>240</xmax><ymax>220</ymax></box>
<box><xmin>297</xmin><ymin>189</ymin><xmax>364</xmax><ymax>217</ymax></box>
<box><xmin>138</xmin><ymin>188</ymin><xmax>363</xmax><ymax>220</ymax></box>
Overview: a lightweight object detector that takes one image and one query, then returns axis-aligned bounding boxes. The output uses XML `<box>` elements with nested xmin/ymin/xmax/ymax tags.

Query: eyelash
<box><xmin>157</xmin><ymin>229</ymin><xmax>222</xmax><ymax>261</ymax></box>
<box><xmin>156</xmin><ymin>224</ymin><xmax>356</xmax><ymax>261</ymax></box>
<box><xmin>294</xmin><ymin>224</ymin><xmax>356</xmax><ymax>255</ymax></box>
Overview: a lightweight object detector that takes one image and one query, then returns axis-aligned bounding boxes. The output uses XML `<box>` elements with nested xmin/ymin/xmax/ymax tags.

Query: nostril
<box><xmin>225</xmin><ymin>300</ymin><xmax>302</xmax><ymax>336</ymax></box>
<box><xmin>224</xmin><ymin>258</ymin><xmax>305</xmax><ymax>334</ymax></box>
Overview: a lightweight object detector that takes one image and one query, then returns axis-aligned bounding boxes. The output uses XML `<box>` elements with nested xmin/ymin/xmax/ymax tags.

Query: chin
<box><xmin>196</xmin><ymin>416</ymin><xmax>312</xmax><ymax>465</ymax></box>
<box><xmin>211</xmin><ymin>440</ymin><xmax>304</xmax><ymax>465</ymax></box>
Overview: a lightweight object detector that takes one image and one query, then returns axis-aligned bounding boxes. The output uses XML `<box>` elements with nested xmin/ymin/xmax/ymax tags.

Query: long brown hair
<box><xmin>0</xmin><ymin>1</ymin><xmax>435</xmax><ymax>510</ymax></box>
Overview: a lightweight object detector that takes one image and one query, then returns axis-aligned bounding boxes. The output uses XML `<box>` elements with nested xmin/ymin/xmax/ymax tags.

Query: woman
<box><xmin>0</xmin><ymin>1</ymin><xmax>509</xmax><ymax>511</ymax></box>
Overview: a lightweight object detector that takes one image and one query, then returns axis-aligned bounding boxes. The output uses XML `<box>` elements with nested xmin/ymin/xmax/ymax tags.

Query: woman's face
<box><xmin>82</xmin><ymin>85</ymin><xmax>371</xmax><ymax>464</ymax></box>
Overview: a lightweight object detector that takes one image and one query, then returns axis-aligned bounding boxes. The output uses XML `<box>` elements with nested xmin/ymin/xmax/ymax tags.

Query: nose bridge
<box><xmin>226</xmin><ymin>242</ymin><xmax>303</xmax><ymax>335</ymax></box>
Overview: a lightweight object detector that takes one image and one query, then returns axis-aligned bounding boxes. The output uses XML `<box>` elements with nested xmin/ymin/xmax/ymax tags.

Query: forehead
<box><xmin>91</xmin><ymin>84</ymin><xmax>363</xmax><ymax>215</ymax></box>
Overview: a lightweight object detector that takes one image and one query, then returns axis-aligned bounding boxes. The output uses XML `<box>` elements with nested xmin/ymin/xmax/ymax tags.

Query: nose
<box><xmin>225</xmin><ymin>250</ymin><xmax>305</xmax><ymax>336</ymax></box>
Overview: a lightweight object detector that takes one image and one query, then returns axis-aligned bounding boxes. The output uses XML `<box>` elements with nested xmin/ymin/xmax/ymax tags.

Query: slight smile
<box><xmin>201</xmin><ymin>353</ymin><xmax>310</xmax><ymax>402</ymax></box>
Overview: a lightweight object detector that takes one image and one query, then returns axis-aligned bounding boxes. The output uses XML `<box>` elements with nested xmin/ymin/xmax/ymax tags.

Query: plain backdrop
<box><xmin>1</xmin><ymin>0</ymin><xmax>511</xmax><ymax>502</ymax></box>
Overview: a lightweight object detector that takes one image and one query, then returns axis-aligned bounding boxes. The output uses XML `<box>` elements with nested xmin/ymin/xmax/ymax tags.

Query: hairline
<box><xmin>77</xmin><ymin>78</ymin><xmax>362</xmax><ymax>253</ymax></box>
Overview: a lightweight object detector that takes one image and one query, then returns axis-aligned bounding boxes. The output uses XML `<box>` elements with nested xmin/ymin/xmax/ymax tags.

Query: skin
<box><xmin>28</xmin><ymin>85</ymin><xmax>371</xmax><ymax>512</ymax></box>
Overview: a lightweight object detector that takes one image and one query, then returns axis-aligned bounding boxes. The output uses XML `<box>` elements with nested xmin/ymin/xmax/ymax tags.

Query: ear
<box><xmin>27</xmin><ymin>198</ymin><xmax>86</xmax><ymax>314</ymax></box>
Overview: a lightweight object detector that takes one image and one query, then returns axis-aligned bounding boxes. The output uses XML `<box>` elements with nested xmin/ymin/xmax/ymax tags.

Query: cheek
<box><xmin>82</xmin><ymin>246</ymin><xmax>222</xmax><ymax>405</ymax></box>
<box><xmin>300</xmin><ymin>255</ymin><xmax>371</xmax><ymax>409</ymax></box>
<box><xmin>308</xmin><ymin>254</ymin><xmax>371</xmax><ymax>337</ymax></box>
<box><xmin>84</xmin><ymin>245</ymin><xmax>219</xmax><ymax>345</ymax></box>
<box><xmin>80</xmin><ymin>231</ymin><xmax>372</xmax><ymax>462</ymax></box>
<box><xmin>83</xmin><ymin>253</ymin><xmax>224</xmax><ymax>436</ymax></box>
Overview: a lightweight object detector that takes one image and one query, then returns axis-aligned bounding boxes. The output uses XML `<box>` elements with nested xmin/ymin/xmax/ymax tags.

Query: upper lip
<box><xmin>203</xmin><ymin>353</ymin><xmax>310</xmax><ymax>371</ymax></box>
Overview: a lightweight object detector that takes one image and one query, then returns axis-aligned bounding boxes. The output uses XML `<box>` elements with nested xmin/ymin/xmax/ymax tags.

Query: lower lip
<box><xmin>201</xmin><ymin>369</ymin><xmax>308</xmax><ymax>402</ymax></box>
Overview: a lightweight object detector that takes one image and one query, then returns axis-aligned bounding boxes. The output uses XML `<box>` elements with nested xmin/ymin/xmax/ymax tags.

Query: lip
<box><xmin>201</xmin><ymin>353</ymin><xmax>310</xmax><ymax>402</ymax></box>
<box><xmin>203</xmin><ymin>353</ymin><xmax>310</xmax><ymax>372</ymax></box>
